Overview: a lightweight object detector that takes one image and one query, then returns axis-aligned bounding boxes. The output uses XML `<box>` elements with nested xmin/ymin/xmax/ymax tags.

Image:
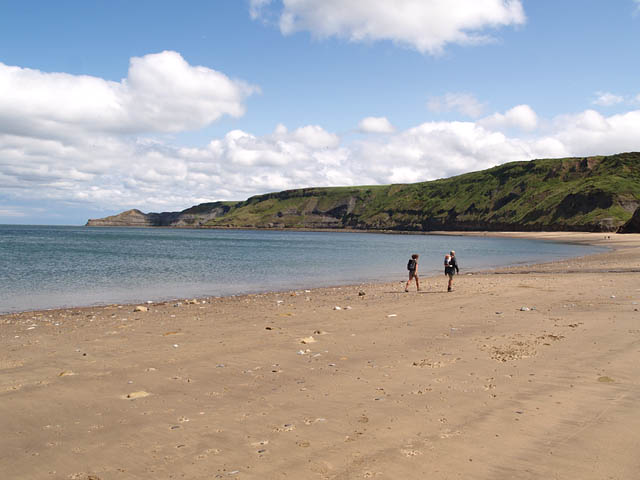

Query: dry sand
<box><xmin>2</xmin><ymin>232</ymin><xmax>640</xmax><ymax>480</ymax></box>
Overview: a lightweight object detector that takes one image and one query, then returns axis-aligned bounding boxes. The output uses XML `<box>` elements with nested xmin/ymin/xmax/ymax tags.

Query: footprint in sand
<box><xmin>401</xmin><ymin>448</ymin><xmax>422</xmax><ymax>457</ymax></box>
<box><xmin>195</xmin><ymin>447</ymin><xmax>221</xmax><ymax>460</ymax></box>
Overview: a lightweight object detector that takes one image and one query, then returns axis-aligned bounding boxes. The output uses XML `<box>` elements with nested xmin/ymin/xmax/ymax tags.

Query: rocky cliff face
<box><xmin>618</xmin><ymin>206</ymin><xmax>640</xmax><ymax>233</ymax></box>
<box><xmin>86</xmin><ymin>203</ymin><xmax>233</xmax><ymax>227</ymax></box>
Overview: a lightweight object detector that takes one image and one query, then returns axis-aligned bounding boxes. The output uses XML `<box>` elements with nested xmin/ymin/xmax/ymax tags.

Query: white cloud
<box><xmin>427</xmin><ymin>93</ymin><xmax>486</xmax><ymax>118</ymax></box>
<box><xmin>479</xmin><ymin>104</ymin><xmax>538</xmax><ymax>131</ymax></box>
<box><xmin>358</xmin><ymin>116</ymin><xmax>396</xmax><ymax>134</ymax></box>
<box><xmin>0</xmin><ymin>51</ymin><xmax>258</xmax><ymax>138</ymax></box>
<box><xmin>251</xmin><ymin>0</ymin><xmax>526</xmax><ymax>54</ymax></box>
<box><xmin>592</xmin><ymin>91</ymin><xmax>624</xmax><ymax>107</ymax></box>
<box><xmin>2</xmin><ymin>55</ymin><xmax>640</xmax><ymax>219</ymax></box>
<box><xmin>7</xmin><ymin>104</ymin><xmax>639</xmax><ymax>216</ymax></box>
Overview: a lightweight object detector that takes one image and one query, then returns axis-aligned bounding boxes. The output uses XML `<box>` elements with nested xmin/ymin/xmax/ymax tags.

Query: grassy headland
<box><xmin>87</xmin><ymin>152</ymin><xmax>640</xmax><ymax>232</ymax></box>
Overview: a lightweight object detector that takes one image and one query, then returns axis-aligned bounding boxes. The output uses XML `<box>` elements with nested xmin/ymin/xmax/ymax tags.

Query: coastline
<box><xmin>0</xmin><ymin>229</ymin><xmax>613</xmax><ymax>316</ymax></box>
<box><xmin>2</xmin><ymin>232</ymin><xmax>640</xmax><ymax>479</ymax></box>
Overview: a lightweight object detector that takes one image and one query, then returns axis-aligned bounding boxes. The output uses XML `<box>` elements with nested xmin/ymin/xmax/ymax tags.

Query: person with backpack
<box><xmin>405</xmin><ymin>254</ymin><xmax>420</xmax><ymax>292</ymax></box>
<box><xmin>444</xmin><ymin>250</ymin><xmax>459</xmax><ymax>292</ymax></box>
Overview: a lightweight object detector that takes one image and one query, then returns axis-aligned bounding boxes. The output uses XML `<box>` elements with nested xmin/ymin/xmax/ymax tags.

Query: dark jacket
<box><xmin>445</xmin><ymin>256</ymin><xmax>459</xmax><ymax>275</ymax></box>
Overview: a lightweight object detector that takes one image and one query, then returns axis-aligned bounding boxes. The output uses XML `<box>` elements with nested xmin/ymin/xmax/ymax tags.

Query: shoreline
<box><xmin>2</xmin><ymin>231</ymin><xmax>640</xmax><ymax>478</ymax></box>
<box><xmin>1</xmin><ymin>231</ymin><xmax>620</xmax><ymax>317</ymax></box>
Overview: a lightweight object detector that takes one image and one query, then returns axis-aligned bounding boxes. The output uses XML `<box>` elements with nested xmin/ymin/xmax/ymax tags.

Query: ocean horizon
<box><xmin>0</xmin><ymin>225</ymin><xmax>606</xmax><ymax>314</ymax></box>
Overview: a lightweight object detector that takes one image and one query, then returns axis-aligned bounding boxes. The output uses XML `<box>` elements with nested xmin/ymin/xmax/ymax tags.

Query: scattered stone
<box><xmin>123</xmin><ymin>391</ymin><xmax>151</xmax><ymax>400</ymax></box>
<box><xmin>387</xmin><ymin>314</ymin><xmax>397</xmax><ymax>318</ymax></box>
<box><xmin>300</xmin><ymin>336</ymin><xmax>316</xmax><ymax>344</ymax></box>
<box><xmin>598</xmin><ymin>376</ymin><xmax>615</xmax><ymax>383</ymax></box>
<box><xmin>134</xmin><ymin>306</ymin><xmax>148</xmax><ymax>312</ymax></box>
<box><xmin>333</xmin><ymin>306</ymin><xmax>342</xmax><ymax>311</ymax></box>
<box><xmin>358</xmin><ymin>291</ymin><xmax>366</xmax><ymax>296</ymax></box>
<box><xmin>520</xmin><ymin>307</ymin><xmax>530</xmax><ymax>312</ymax></box>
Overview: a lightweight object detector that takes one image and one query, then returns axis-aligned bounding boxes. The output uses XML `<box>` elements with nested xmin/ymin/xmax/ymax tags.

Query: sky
<box><xmin>1</xmin><ymin>0</ymin><xmax>640</xmax><ymax>225</ymax></box>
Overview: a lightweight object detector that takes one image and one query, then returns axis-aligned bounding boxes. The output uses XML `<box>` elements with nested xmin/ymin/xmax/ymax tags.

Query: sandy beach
<box><xmin>2</xmin><ymin>232</ymin><xmax>640</xmax><ymax>480</ymax></box>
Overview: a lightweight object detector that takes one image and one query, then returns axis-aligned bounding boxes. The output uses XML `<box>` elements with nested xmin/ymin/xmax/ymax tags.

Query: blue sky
<box><xmin>1</xmin><ymin>0</ymin><xmax>640</xmax><ymax>224</ymax></box>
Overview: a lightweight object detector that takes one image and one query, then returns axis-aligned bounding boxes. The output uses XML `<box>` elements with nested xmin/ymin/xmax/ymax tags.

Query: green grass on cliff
<box><xmin>200</xmin><ymin>152</ymin><xmax>640</xmax><ymax>232</ymax></box>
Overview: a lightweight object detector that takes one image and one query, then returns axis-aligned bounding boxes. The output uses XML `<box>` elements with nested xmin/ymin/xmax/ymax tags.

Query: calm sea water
<box><xmin>0</xmin><ymin>225</ymin><xmax>605</xmax><ymax>313</ymax></box>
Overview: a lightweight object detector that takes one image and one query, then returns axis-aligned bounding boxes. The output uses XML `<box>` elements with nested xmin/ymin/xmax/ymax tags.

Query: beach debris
<box><xmin>333</xmin><ymin>306</ymin><xmax>342</xmax><ymax>310</ymax></box>
<box><xmin>358</xmin><ymin>291</ymin><xmax>366</xmax><ymax>296</ymax></box>
<box><xmin>495</xmin><ymin>311</ymin><xmax>503</xmax><ymax>315</ymax></box>
<box><xmin>123</xmin><ymin>391</ymin><xmax>151</xmax><ymax>400</ymax></box>
<box><xmin>344</xmin><ymin>306</ymin><xmax>352</xmax><ymax>310</ymax></box>
<box><xmin>387</xmin><ymin>314</ymin><xmax>397</xmax><ymax>318</ymax></box>
<box><xmin>610</xmin><ymin>295</ymin><xmax>616</xmax><ymax>298</ymax></box>
<box><xmin>520</xmin><ymin>307</ymin><xmax>530</xmax><ymax>311</ymax></box>
<box><xmin>58</xmin><ymin>370</ymin><xmax>76</xmax><ymax>377</ymax></box>
<box><xmin>598</xmin><ymin>376</ymin><xmax>615</xmax><ymax>383</ymax></box>
<box><xmin>172</xmin><ymin>344</ymin><xmax>179</xmax><ymax>348</ymax></box>
<box><xmin>300</xmin><ymin>336</ymin><xmax>316</xmax><ymax>344</ymax></box>
<box><xmin>297</xmin><ymin>349</ymin><xmax>311</xmax><ymax>355</ymax></box>
<box><xmin>276</xmin><ymin>300</ymin><xmax>284</xmax><ymax>305</ymax></box>
<box><xmin>146</xmin><ymin>300</ymin><xmax>153</xmax><ymax>304</ymax></box>
<box><xmin>134</xmin><ymin>306</ymin><xmax>148</xmax><ymax>312</ymax></box>
<box><xmin>216</xmin><ymin>364</ymin><xmax>225</xmax><ymax>368</ymax></box>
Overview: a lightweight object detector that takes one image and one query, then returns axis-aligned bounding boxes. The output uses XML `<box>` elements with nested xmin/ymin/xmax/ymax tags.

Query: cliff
<box><xmin>87</xmin><ymin>152</ymin><xmax>640</xmax><ymax>232</ymax></box>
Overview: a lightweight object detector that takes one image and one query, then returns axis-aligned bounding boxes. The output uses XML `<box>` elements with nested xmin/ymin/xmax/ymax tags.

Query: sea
<box><xmin>0</xmin><ymin>225</ymin><xmax>606</xmax><ymax>314</ymax></box>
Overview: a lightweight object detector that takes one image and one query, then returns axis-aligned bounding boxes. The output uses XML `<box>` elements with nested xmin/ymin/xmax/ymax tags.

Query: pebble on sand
<box><xmin>122</xmin><ymin>391</ymin><xmax>151</xmax><ymax>400</ymax></box>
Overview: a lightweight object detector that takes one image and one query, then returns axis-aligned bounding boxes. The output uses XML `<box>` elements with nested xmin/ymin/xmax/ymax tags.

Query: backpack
<box><xmin>444</xmin><ymin>255</ymin><xmax>451</xmax><ymax>267</ymax></box>
<box><xmin>407</xmin><ymin>258</ymin><xmax>416</xmax><ymax>271</ymax></box>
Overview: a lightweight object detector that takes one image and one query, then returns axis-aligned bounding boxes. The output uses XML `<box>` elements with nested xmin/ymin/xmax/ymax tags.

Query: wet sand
<box><xmin>1</xmin><ymin>232</ymin><xmax>640</xmax><ymax>479</ymax></box>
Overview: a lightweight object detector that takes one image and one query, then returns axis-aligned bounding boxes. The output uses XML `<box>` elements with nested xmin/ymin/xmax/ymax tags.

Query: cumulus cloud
<box><xmin>427</xmin><ymin>93</ymin><xmax>486</xmax><ymax>118</ymax></box>
<box><xmin>358</xmin><ymin>116</ymin><xmax>396</xmax><ymax>134</ymax></box>
<box><xmin>0</xmin><ymin>51</ymin><xmax>258</xmax><ymax>138</ymax></box>
<box><xmin>4</xmin><ymin>104</ymin><xmax>640</xmax><ymax>220</ymax></box>
<box><xmin>2</xmin><ymin>54</ymin><xmax>640</xmax><ymax>220</ymax></box>
<box><xmin>250</xmin><ymin>0</ymin><xmax>526</xmax><ymax>54</ymax></box>
<box><xmin>479</xmin><ymin>104</ymin><xmax>538</xmax><ymax>131</ymax></box>
<box><xmin>592</xmin><ymin>91</ymin><xmax>624</xmax><ymax>107</ymax></box>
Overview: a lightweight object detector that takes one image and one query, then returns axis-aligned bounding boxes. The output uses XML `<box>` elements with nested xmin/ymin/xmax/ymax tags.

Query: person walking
<box><xmin>405</xmin><ymin>254</ymin><xmax>420</xmax><ymax>292</ymax></box>
<box><xmin>444</xmin><ymin>250</ymin><xmax>459</xmax><ymax>292</ymax></box>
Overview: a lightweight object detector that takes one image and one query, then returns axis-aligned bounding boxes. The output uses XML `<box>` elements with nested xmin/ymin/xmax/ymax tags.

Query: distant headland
<box><xmin>87</xmin><ymin>152</ymin><xmax>640</xmax><ymax>233</ymax></box>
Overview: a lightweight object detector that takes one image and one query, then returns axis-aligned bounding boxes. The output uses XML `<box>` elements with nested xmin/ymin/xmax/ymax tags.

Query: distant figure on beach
<box><xmin>405</xmin><ymin>254</ymin><xmax>420</xmax><ymax>292</ymax></box>
<box><xmin>444</xmin><ymin>250</ymin><xmax>459</xmax><ymax>292</ymax></box>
